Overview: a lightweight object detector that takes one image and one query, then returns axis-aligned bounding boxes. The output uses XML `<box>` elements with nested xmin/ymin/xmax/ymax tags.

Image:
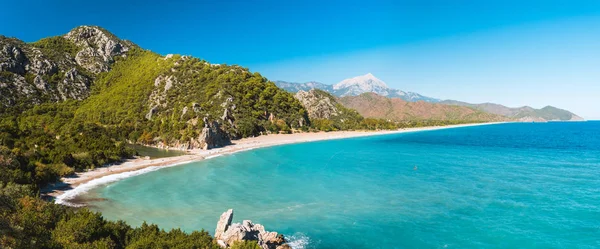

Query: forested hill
<box><xmin>0</xmin><ymin>25</ymin><xmax>310</xmax><ymax>248</ymax></box>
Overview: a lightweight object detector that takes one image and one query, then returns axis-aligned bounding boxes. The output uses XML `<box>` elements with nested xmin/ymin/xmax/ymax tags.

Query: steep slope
<box><xmin>0</xmin><ymin>26</ymin><xmax>133</xmax><ymax>111</ymax></box>
<box><xmin>339</xmin><ymin>93</ymin><xmax>507</xmax><ymax>122</ymax></box>
<box><xmin>73</xmin><ymin>51</ymin><xmax>308</xmax><ymax>147</ymax></box>
<box><xmin>276</xmin><ymin>73</ymin><xmax>440</xmax><ymax>102</ymax></box>
<box><xmin>440</xmin><ymin>100</ymin><xmax>584</xmax><ymax>121</ymax></box>
<box><xmin>294</xmin><ymin>89</ymin><xmax>374</xmax><ymax>131</ymax></box>
<box><xmin>0</xmin><ymin>25</ymin><xmax>311</xmax><ymax>184</ymax></box>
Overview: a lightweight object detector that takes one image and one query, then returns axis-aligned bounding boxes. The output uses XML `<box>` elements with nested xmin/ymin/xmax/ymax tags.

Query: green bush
<box><xmin>230</xmin><ymin>240</ymin><xmax>262</xmax><ymax>249</ymax></box>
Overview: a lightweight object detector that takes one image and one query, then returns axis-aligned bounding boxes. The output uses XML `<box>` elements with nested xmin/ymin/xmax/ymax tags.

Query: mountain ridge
<box><xmin>276</xmin><ymin>74</ymin><xmax>583</xmax><ymax>122</ymax></box>
<box><xmin>339</xmin><ymin>92</ymin><xmax>508</xmax><ymax>122</ymax></box>
<box><xmin>275</xmin><ymin>73</ymin><xmax>440</xmax><ymax>102</ymax></box>
<box><xmin>440</xmin><ymin>100</ymin><xmax>584</xmax><ymax>122</ymax></box>
<box><xmin>0</xmin><ymin>25</ymin><xmax>134</xmax><ymax>110</ymax></box>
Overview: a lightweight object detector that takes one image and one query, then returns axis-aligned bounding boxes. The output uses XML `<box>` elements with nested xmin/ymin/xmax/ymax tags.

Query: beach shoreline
<box><xmin>46</xmin><ymin>122</ymin><xmax>505</xmax><ymax>205</ymax></box>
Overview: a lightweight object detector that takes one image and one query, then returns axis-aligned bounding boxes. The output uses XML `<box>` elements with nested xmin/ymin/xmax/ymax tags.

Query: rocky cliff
<box><xmin>0</xmin><ymin>26</ymin><xmax>133</xmax><ymax>109</ymax></box>
<box><xmin>293</xmin><ymin>89</ymin><xmax>365</xmax><ymax>130</ymax></box>
<box><xmin>294</xmin><ymin>89</ymin><xmax>340</xmax><ymax>119</ymax></box>
<box><xmin>215</xmin><ymin>209</ymin><xmax>290</xmax><ymax>249</ymax></box>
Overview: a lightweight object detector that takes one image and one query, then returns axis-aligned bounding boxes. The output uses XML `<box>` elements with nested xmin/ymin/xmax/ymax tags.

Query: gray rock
<box><xmin>64</xmin><ymin>26</ymin><xmax>130</xmax><ymax>73</ymax></box>
<box><xmin>27</xmin><ymin>55</ymin><xmax>58</xmax><ymax>76</ymax></box>
<box><xmin>0</xmin><ymin>44</ymin><xmax>26</xmax><ymax>74</ymax></box>
<box><xmin>194</xmin><ymin>118</ymin><xmax>230</xmax><ymax>150</ymax></box>
<box><xmin>215</xmin><ymin>209</ymin><xmax>234</xmax><ymax>241</ymax></box>
<box><xmin>145</xmin><ymin>106</ymin><xmax>158</xmax><ymax>120</ymax></box>
<box><xmin>59</xmin><ymin>68</ymin><xmax>91</xmax><ymax>100</ymax></box>
<box><xmin>181</xmin><ymin>106</ymin><xmax>188</xmax><ymax>119</ymax></box>
<box><xmin>33</xmin><ymin>75</ymin><xmax>48</xmax><ymax>90</ymax></box>
<box><xmin>294</xmin><ymin>89</ymin><xmax>340</xmax><ymax>119</ymax></box>
<box><xmin>192</xmin><ymin>102</ymin><xmax>201</xmax><ymax>113</ymax></box>
<box><xmin>215</xmin><ymin>209</ymin><xmax>288</xmax><ymax>249</ymax></box>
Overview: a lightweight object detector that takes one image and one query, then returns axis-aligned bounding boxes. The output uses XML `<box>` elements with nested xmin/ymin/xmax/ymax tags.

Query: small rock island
<box><xmin>215</xmin><ymin>209</ymin><xmax>290</xmax><ymax>249</ymax></box>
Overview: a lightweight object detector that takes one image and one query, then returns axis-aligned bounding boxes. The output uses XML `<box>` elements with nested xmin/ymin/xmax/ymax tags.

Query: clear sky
<box><xmin>1</xmin><ymin>0</ymin><xmax>599</xmax><ymax>119</ymax></box>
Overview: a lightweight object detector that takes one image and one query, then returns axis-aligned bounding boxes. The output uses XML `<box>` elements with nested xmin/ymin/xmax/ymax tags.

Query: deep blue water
<box><xmin>85</xmin><ymin>122</ymin><xmax>600</xmax><ymax>249</ymax></box>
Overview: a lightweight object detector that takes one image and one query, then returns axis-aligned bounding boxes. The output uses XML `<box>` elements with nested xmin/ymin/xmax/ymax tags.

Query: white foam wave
<box><xmin>55</xmin><ymin>159</ymin><xmax>197</xmax><ymax>206</ymax></box>
<box><xmin>204</xmin><ymin>154</ymin><xmax>223</xmax><ymax>159</ymax></box>
<box><xmin>286</xmin><ymin>233</ymin><xmax>310</xmax><ymax>249</ymax></box>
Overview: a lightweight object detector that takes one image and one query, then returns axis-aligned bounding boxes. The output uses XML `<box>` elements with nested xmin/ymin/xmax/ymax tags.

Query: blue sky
<box><xmin>1</xmin><ymin>0</ymin><xmax>599</xmax><ymax>119</ymax></box>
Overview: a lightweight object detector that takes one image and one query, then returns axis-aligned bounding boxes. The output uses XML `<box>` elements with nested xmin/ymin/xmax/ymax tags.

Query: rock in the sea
<box><xmin>214</xmin><ymin>209</ymin><xmax>289</xmax><ymax>249</ymax></box>
<box><xmin>215</xmin><ymin>209</ymin><xmax>234</xmax><ymax>241</ymax></box>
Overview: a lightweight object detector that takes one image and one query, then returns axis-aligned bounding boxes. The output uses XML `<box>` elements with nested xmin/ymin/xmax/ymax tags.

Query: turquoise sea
<box><xmin>83</xmin><ymin>122</ymin><xmax>600</xmax><ymax>249</ymax></box>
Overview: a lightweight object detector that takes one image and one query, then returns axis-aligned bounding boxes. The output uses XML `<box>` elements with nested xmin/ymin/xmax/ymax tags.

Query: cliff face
<box><xmin>294</xmin><ymin>89</ymin><xmax>340</xmax><ymax>119</ymax></box>
<box><xmin>293</xmin><ymin>89</ymin><xmax>366</xmax><ymax>130</ymax></box>
<box><xmin>0</xmin><ymin>26</ymin><xmax>133</xmax><ymax>109</ymax></box>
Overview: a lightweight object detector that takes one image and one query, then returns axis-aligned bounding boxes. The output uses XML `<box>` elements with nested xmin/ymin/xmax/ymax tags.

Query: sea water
<box><xmin>84</xmin><ymin>122</ymin><xmax>600</xmax><ymax>249</ymax></box>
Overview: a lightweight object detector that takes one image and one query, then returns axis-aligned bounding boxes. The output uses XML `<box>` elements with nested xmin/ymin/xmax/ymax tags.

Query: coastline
<box><xmin>47</xmin><ymin>122</ymin><xmax>504</xmax><ymax>206</ymax></box>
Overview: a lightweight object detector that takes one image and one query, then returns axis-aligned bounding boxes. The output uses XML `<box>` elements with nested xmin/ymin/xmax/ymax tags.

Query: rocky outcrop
<box><xmin>64</xmin><ymin>26</ymin><xmax>131</xmax><ymax>73</ymax></box>
<box><xmin>215</xmin><ymin>209</ymin><xmax>234</xmax><ymax>241</ymax></box>
<box><xmin>0</xmin><ymin>26</ymin><xmax>136</xmax><ymax>108</ymax></box>
<box><xmin>0</xmin><ymin>43</ymin><xmax>27</xmax><ymax>74</ymax></box>
<box><xmin>215</xmin><ymin>209</ymin><xmax>289</xmax><ymax>249</ymax></box>
<box><xmin>192</xmin><ymin>118</ymin><xmax>230</xmax><ymax>150</ymax></box>
<box><xmin>294</xmin><ymin>89</ymin><xmax>340</xmax><ymax>119</ymax></box>
<box><xmin>58</xmin><ymin>68</ymin><xmax>91</xmax><ymax>100</ymax></box>
<box><xmin>220</xmin><ymin>97</ymin><xmax>236</xmax><ymax>128</ymax></box>
<box><xmin>148</xmin><ymin>75</ymin><xmax>179</xmax><ymax>109</ymax></box>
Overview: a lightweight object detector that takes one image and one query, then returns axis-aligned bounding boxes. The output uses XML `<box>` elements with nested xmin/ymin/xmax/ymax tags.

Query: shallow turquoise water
<box><xmin>85</xmin><ymin>122</ymin><xmax>600</xmax><ymax>248</ymax></box>
<box><xmin>127</xmin><ymin>144</ymin><xmax>188</xmax><ymax>159</ymax></box>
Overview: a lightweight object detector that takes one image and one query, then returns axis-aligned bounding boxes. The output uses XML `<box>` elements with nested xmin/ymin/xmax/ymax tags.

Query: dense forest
<box><xmin>0</xmin><ymin>26</ymin><xmax>491</xmax><ymax>248</ymax></box>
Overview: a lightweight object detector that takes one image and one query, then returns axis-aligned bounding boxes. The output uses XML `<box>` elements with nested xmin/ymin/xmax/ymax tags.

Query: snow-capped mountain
<box><xmin>275</xmin><ymin>73</ymin><xmax>440</xmax><ymax>102</ymax></box>
<box><xmin>332</xmin><ymin>73</ymin><xmax>390</xmax><ymax>96</ymax></box>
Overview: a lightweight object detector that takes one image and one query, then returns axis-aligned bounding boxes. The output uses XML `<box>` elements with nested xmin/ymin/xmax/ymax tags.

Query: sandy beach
<box><xmin>46</xmin><ymin>122</ymin><xmax>502</xmax><ymax>205</ymax></box>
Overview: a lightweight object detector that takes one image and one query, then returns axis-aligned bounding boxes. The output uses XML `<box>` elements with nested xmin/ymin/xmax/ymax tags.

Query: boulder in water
<box><xmin>214</xmin><ymin>209</ymin><xmax>289</xmax><ymax>249</ymax></box>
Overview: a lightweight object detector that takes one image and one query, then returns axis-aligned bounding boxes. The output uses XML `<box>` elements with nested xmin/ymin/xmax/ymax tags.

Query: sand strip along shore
<box><xmin>46</xmin><ymin>122</ymin><xmax>505</xmax><ymax>205</ymax></box>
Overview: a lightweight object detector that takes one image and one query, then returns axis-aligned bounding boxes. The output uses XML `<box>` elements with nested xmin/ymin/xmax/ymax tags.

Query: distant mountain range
<box><xmin>339</xmin><ymin>93</ymin><xmax>507</xmax><ymax>122</ymax></box>
<box><xmin>276</xmin><ymin>73</ymin><xmax>583</xmax><ymax>122</ymax></box>
<box><xmin>439</xmin><ymin>100</ymin><xmax>584</xmax><ymax>122</ymax></box>
<box><xmin>275</xmin><ymin>73</ymin><xmax>440</xmax><ymax>102</ymax></box>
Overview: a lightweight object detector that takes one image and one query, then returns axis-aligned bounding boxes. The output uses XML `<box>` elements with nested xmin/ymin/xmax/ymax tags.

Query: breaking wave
<box><xmin>286</xmin><ymin>233</ymin><xmax>311</xmax><ymax>249</ymax></box>
<box><xmin>54</xmin><ymin>160</ymin><xmax>197</xmax><ymax>206</ymax></box>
